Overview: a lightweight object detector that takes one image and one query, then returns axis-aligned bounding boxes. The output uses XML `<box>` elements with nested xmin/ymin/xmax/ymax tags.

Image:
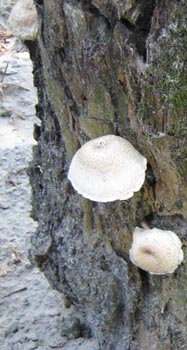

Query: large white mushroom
<box><xmin>8</xmin><ymin>0</ymin><xmax>38</xmax><ymax>41</ymax></box>
<box><xmin>129</xmin><ymin>227</ymin><xmax>184</xmax><ymax>274</ymax></box>
<box><xmin>68</xmin><ymin>135</ymin><xmax>147</xmax><ymax>202</ymax></box>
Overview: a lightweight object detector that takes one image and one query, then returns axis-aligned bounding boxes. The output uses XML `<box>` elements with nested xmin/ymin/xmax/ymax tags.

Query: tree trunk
<box><xmin>27</xmin><ymin>1</ymin><xmax>187</xmax><ymax>349</ymax></box>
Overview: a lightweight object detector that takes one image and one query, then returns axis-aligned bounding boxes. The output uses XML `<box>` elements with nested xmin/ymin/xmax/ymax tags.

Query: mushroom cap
<box><xmin>8</xmin><ymin>0</ymin><xmax>38</xmax><ymax>41</ymax></box>
<box><xmin>129</xmin><ymin>227</ymin><xmax>184</xmax><ymax>274</ymax></box>
<box><xmin>68</xmin><ymin>135</ymin><xmax>147</xmax><ymax>202</ymax></box>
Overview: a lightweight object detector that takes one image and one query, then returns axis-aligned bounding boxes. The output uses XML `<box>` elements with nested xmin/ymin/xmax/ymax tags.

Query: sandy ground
<box><xmin>0</xmin><ymin>33</ymin><xmax>98</xmax><ymax>350</ymax></box>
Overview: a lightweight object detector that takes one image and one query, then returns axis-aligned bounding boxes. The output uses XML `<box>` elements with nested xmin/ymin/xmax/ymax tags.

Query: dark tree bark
<box><xmin>28</xmin><ymin>1</ymin><xmax>187</xmax><ymax>349</ymax></box>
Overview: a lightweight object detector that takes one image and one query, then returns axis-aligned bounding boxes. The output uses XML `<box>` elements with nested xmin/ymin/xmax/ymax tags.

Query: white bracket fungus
<box><xmin>129</xmin><ymin>227</ymin><xmax>184</xmax><ymax>274</ymax></box>
<box><xmin>8</xmin><ymin>0</ymin><xmax>38</xmax><ymax>41</ymax></box>
<box><xmin>68</xmin><ymin>135</ymin><xmax>147</xmax><ymax>202</ymax></box>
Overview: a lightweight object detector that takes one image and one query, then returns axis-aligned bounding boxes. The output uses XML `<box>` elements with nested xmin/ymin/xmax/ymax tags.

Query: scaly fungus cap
<box><xmin>129</xmin><ymin>227</ymin><xmax>184</xmax><ymax>274</ymax></box>
<box><xmin>8</xmin><ymin>0</ymin><xmax>38</xmax><ymax>41</ymax></box>
<box><xmin>68</xmin><ymin>135</ymin><xmax>147</xmax><ymax>202</ymax></box>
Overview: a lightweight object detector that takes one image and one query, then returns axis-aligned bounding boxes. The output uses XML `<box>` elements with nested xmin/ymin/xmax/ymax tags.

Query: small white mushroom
<box><xmin>68</xmin><ymin>135</ymin><xmax>147</xmax><ymax>202</ymax></box>
<box><xmin>8</xmin><ymin>0</ymin><xmax>38</xmax><ymax>41</ymax></box>
<box><xmin>129</xmin><ymin>227</ymin><xmax>184</xmax><ymax>274</ymax></box>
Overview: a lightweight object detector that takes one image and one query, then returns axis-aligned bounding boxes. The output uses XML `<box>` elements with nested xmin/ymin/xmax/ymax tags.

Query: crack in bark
<box><xmin>119</xmin><ymin>2</ymin><xmax>156</xmax><ymax>60</ymax></box>
<box><xmin>80</xmin><ymin>0</ymin><xmax>156</xmax><ymax>61</ymax></box>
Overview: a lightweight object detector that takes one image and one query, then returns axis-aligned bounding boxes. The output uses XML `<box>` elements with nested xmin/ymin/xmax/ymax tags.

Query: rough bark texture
<box><xmin>28</xmin><ymin>1</ymin><xmax>187</xmax><ymax>349</ymax></box>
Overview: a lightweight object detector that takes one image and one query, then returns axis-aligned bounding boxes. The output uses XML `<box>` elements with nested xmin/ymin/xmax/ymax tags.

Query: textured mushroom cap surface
<box><xmin>68</xmin><ymin>135</ymin><xmax>147</xmax><ymax>202</ymax></box>
<box><xmin>129</xmin><ymin>227</ymin><xmax>184</xmax><ymax>274</ymax></box>
<box><xmin>8</xmin><ymin>0</ymin><xmax>38</xmax><ymax>41</ymax></box>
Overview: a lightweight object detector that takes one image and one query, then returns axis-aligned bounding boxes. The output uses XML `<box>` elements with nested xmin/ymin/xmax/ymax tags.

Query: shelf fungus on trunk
<box><xmin>129</xmin><ymin>227</ymin><xmax>184</xmax><ymax>274</ymax></box>
<box><xmin>8</xmin><ymin>0</ymin><xmax>38</xmax><ymax>41</ymax></box>
<box><xmin>68</xmin><ymin>135</ymin><xmax>147</xmax><ymax>202</ymax></box>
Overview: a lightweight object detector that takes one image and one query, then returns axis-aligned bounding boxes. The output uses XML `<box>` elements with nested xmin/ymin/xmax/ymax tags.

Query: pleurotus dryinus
<box><xmin>68</xmin><ymin>135</ymin><xmax>147</xmax><ymax>202</ymax></box>
<box><xmin>8</xmin><ymin>0</ymin><xmax>38</xmax><ymax>41</ymax></box>
<box><xmin>129</xmin><ymin>227</ymin><xmax>184</xmax><ymax>274</ymax></box>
